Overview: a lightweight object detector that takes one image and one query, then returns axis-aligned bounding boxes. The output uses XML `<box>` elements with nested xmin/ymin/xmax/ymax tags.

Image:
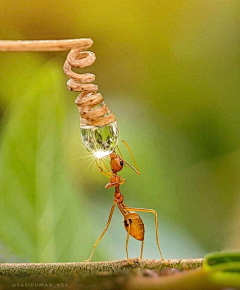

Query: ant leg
<box><xmin>100</xmin><ymin>159</ymin><xmax>113</xmax><ymax>175</ymax></box>
<box><xmin>140</xmin><ymin>240</ymin><xmax>144</xmax><ymax>260</ymax></box>
<box><xmin>119</xmin><ymin>176</ymin><xmax>126</xmax><ymax>185</ymax></box>
<box><xmin>84</xmin><ymin>203</ymin><xmax>116</xmax><ymax>262</ymax></box>
<box><xmin>122</xmin><ymin>140</ymin><xmax>140</xmax><ymax>174</ymax></box>
<box><xmin>108</xmin><ymin>177</ymin><xmax>126</xmax><ymax>187</ymax></box>
<box><xmin>117</xmin><ymin>145</ymin><xmax>126</xmax><ymax>167</ymax></box>
<box><xmin>124</xmin><ymin>207</ymin><xmax>164</xmax><ymax>261</ymax></box>
<box><xmin>125</xmin><ymin>220</ymin><xmax>134</xmax><ymax>265</ymax></box>
<box><xmin>95</xmin><ymin>159</ymin><xmax>112</xmax><ymax>178</ymax></box>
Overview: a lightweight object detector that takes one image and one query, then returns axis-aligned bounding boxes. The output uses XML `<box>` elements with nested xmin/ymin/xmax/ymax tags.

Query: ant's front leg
<box><xmin>100</xmin><ymin>159</ymin><xmax>114</xmax><ymax>176</ymax></box>
<box><xmin>119</xmin><ymin>176</ymin><xmax>126</xmax><ymax>185</ymax></box>
<box><xmin>105</xmin><ymin>176</ymin><xmax>126</xmax><ymax>189</ymax></box>
<box><xmin>95</xmin><ymin>159</ymin><xmax>112</xmax><ymax>178</ymax></box>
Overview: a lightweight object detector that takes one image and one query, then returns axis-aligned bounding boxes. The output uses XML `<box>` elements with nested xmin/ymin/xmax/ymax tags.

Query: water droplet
<box><xmin>80</xmin><ymin>121</ymin><xmax>119</xmax><ymax>158</ymax></box>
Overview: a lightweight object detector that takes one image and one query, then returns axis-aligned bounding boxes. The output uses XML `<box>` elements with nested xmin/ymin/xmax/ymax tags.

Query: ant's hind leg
<box><xmin>84</xmin><ymin>203</ymin><xmax>116</xmax><ymax>262</ymax></box>
<box><xmin>124</xmin><ymin>207</ymin><xmax>164</xmax><ymax>261</ymax></box>
<box><xmin>125</xmin><ymin>221</ymin><xmax>134</xmax><ymax>265</ymax></box>
<box><xmin>140</xmin><ymin>240</ymin><xmax>144</xmax><ymax>260</ymax></box>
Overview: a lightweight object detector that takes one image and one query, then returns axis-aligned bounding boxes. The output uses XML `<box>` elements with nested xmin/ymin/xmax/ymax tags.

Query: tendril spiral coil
<box><xmin>0</xmin><ymin>38</ymin><xmax>116</xmax><ymax>128</ymax></box>
<box><xmin>63</xmin><ymin>39</ymin><xmax>116</xmax><ymax>127</ymax></box>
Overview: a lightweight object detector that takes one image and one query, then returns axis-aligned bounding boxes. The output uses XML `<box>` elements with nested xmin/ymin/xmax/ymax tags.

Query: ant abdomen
<box><xmin>124</xmin><ymin>212</ymin><xmax>145</xmax><ymax>241</ymax></box>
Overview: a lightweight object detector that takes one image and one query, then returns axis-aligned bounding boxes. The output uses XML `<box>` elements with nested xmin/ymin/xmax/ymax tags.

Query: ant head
<box><xmin>110</xmin><ymin>152</ymin><xmax>124</xmax><ymax>173</ymax></box>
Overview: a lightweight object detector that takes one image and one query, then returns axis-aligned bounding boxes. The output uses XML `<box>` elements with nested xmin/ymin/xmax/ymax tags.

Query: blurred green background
<box><xmin>0</xmin><ymin>0</ymin><xmax>239</xmax><ymax>263</ymax></box>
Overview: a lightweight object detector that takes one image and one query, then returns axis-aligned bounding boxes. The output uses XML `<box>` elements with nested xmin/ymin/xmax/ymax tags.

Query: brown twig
<box><xmin>0</xmin><ymin>38</ymin><xmax>116</xmax><ymax>127</ymax></box>
<box><xmin>0</xmin><ymin>38</ymin><xmax>92</xmax><ymax>51</ymax></box>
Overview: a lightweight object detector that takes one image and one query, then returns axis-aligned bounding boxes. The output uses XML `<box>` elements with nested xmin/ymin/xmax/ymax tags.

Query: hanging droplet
<box><xmin>80</xmin><ymin>121</ymin><xmax>119</xmax><ymax>158</ymax></box>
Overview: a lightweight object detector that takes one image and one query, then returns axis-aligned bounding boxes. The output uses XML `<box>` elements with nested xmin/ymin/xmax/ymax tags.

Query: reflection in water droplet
<box><xmin>80</xmin><ymin>121</ymin><xmax>119</xmax><ymax>158</ymax></box>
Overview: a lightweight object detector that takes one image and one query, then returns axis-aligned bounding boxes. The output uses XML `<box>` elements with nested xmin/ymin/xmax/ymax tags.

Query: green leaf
<box><xmin>203</xmin><ymin>251</ymin><xmax>240</xmax><ymax>288</ymax></box>
<box><xmin>0</xmin><ymin>60</ymin><xmax>92</xmax><ymax>262</ymax></box>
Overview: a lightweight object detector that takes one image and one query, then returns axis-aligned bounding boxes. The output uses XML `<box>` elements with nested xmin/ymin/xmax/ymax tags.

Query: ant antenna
<box><xmin>122</xmin><ymin>140</ymin><xmax>140</xmax><ymax>175</ymax></box>
<box><xmin>117</xmin><ymin>145</ymin><xmax>126</xmax><ymax>167</ymax></box>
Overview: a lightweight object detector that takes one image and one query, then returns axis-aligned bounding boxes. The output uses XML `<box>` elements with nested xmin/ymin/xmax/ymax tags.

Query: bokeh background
<box><xmin>0</xmin><ymin>0</ymin><xmax>239</xmax><ymax>263</ymax></box>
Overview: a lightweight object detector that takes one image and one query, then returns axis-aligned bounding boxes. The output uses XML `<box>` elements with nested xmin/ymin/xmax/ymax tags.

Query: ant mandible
<box><xmin>84</xmin><ymin>140</ymin><xmax>164</xmax><ymax>264</ymax></box>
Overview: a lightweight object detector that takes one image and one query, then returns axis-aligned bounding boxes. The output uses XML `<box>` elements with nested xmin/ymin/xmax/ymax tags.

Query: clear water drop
<box><xmin>80</xmin><ymin>121</ymin><xmax>119</xmax><ymax>158</ymax></box>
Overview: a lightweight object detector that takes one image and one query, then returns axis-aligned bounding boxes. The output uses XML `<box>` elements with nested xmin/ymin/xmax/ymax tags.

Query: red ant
<box><xmin>84</xmin><ymin>140</ymin><xmax>164</xmax><ymax>264</ymax></box>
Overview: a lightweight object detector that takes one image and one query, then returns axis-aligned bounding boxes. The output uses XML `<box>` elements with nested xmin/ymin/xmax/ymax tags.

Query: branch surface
<box><xmin>0</xmin><ymin>259</ymin><xmax>203</xmax><ymax>290</ymax></box>
<box><xmin>0</xmin><ymin>258</ymin><xmax>203</xmax><ymax>276</ymax></box>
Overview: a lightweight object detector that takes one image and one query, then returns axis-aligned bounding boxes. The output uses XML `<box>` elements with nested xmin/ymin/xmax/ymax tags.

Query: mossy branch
<box><xmin>0</xmin><ymin>258</ymin><xmax>203</xmax><ymax>276</ymax></box>
<box><xmin>0</xmin><ymin>258</ymin><xmax>203</xmax><ymax>290</ymax></box>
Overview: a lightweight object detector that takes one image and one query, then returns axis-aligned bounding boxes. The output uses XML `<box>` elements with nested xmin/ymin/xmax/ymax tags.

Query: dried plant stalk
<box><xmin>63</xmin><ymin>42</ymin><xmax>116</xmax><ymax>127</ymax></box>
<box><xmin>0</xmin><ymin>38</ymin><xmax>116</xmax><ymax>127</ymax></box>
<box><xmin>0</xmin><ymin>38</ymin><xmax>92</xmax><ymax>51</ymax></box>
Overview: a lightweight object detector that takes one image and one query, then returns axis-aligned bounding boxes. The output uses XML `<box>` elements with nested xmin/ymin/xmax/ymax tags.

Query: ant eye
<box><xmin>120</xmin><ymin>160</ymin><xmax>123</xmax><ymax>166</ymax></box>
